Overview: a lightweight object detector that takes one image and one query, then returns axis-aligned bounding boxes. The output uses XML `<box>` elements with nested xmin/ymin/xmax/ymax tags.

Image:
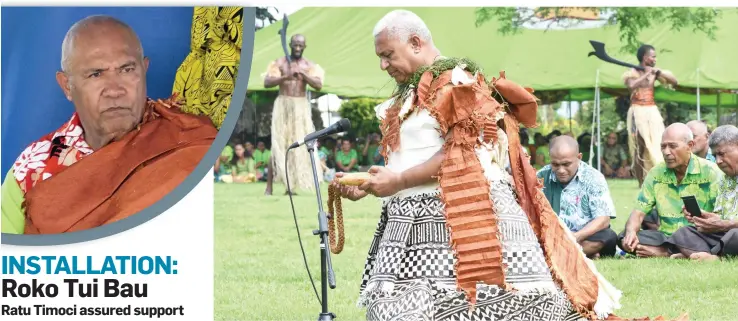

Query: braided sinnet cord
<box><xmin>326</xmin><ymin>182</ymin><xmax>345</xmax><ymax>254</ymax></box>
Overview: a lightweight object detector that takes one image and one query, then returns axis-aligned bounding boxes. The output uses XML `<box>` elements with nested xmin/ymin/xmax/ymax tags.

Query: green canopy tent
<box><xmin>248</xmin><ymin>7</ymin><xmax>738</xmax><ymax>102</ymax></box>
<box><xmin>247</xmin><ymin>7</ymin><xmax>738</xmax><ymax>168</ymax></box>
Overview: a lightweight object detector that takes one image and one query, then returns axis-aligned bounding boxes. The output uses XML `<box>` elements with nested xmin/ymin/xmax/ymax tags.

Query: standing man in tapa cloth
<box><xmin>263</xmin><ymin>34</ymin><xmax>325</xmax><ymax>195</ymax></box>
<box><xmin>623</xmin><ymin>44</ymin><xmax>679</xmax><ymax>186</ymax></box>
<box><xmin>332</xmin><ymin>9</ymin><xmax>686</xmax><ymax>321</ymax></box>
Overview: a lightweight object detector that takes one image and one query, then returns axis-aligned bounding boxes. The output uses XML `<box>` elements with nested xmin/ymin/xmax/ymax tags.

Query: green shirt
<box><xmin>1</xmin><ymin>169</ymin><xmax>25</xmax><ymax>234</ymax></box>
<box><xmin>636</xmin><ymin>154</ymin><xmax>723</xmax><ymax>236</ymax></box>
<box><xmin>366</xmin><ymin>144</ymin><xmax>379</xmax><ymax>165</ymax></box>
<box><xmin>232</xmin><ymin>158</ymin><xmax>255</xmax><ymax>175</ymax></box>
<box><xmin>336</xmin><ymin>149</ymin><xmax>358</xmax><ymax>170</ymax></box>
<box><xmin>602</xmin><ymin>144</ymin><xmax>628</xmax><ymax>168</ymax></box>
<box><xmin>252</xmin><ymin>149</ymin><xmax>271</xmax><ymax>170</ymax></box>
<box><xmin>714</xmin><ymin>175</ymin><xmax>738</xmax><ymax>220</ymax></box>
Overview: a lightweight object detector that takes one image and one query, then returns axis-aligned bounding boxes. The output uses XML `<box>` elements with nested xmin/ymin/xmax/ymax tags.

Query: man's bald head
<box><xmin>549</xmin><ymin>135</ymin><xmax>579</xmax><ymax>157</ymax></box>
<box><xmin>686</xmin><ymin>120</ymin><xmax>708</xmax><ymax>136</ymax></box>
<box><xmin>61</xmin><ymin>15</ymin><xmax>143</xmax><ymax>72</ymax></box>
<box><xmin>291</xmin><ymin>34</ymin><xmax>305</xmax><ymax>43</ymax></box>
<box><xmin>687</xmin><ymin>120</ymin><xmax>710</xmax><ymax>156</ymax></box>
<box><xmin>663</xmin><ymin>123</ymin><xmax>694</xmax><ymax>143</ymax></box>
<box><xmin>661</xmin><ymin>122</ymin><xmax>694</xmax><ymax>170</ymax></box>
<box><xmin>549</xmin><ymin>135</ymin><xmax>582</xmax><ymax>184</ymax></box>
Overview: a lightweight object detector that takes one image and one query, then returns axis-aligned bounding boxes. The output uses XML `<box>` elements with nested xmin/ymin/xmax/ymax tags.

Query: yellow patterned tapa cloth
<box><xmin>172</xmin><ymin>7</ymin><xmax>243</xmax><ymax>129</ymax></box>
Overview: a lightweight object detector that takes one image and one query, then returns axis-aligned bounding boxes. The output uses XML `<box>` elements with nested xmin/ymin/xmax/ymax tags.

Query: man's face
<box><xmin>643</xmin><ymin>49</ymin><xmax>656</xmax><ymax>67</ymax></box>
<box><xmin>290</xmin><ymin>36</ymin><xmax>306</xmax><ymax>59</ymax></box>
<box><xmin>245</xmin><ymin>142</ymin><xmax>254</xmax><ymax>154</ymax></box>
<box><xmin>607</xmin><ymin>133</ymin><xmax>617</xmax><ymax>146</ymax></box>
<box><xmin>550</xmin><ymin>149</ymin><xmax>581</xmax><ymax>184</ymax></box>
<box><xmin>689</xmin><ymin>126</ymin><xmax>709</xmax><ymax>155</ymax></box>
<box><xmin>712</xmin><ymin>143</ymin><xmax>738</xmax><ymax>177</ymax></box>
<box><xmin>661</xmin><ymin>135</ymin><xmax>693</xmax><ymax>169</ymax></box>
<box><xmin>374</xmin><ymin>31</ymin><xmax>421</xmax><ymax>84</ymax></box>
<box><xmin>57</xmin><ymin>24</ymin><xmax>148</xmax><ymax>146</ymax></box>
<box><xmin>257</xmin><ymin>141</ymin><xmax>265</xmax><ymax>151</ymax></box>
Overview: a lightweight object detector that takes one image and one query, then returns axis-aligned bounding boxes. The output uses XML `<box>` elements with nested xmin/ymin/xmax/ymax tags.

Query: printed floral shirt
<box><xmin>636</xmin><ymin>154</ymin><xmax>723</xmax><ymax>236</ymax></box>
<box><xmin>714</xmin><ymin>175</ymin><xmax>738</xmax><ymax>220</ymax></box>
<box><xmin>537</xmin><ymin>161</ymin><xmax>616</xmax><ymax>232</ymax></box>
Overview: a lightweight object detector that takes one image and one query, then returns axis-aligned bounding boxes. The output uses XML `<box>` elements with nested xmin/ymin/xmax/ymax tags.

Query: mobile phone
<box><xmin>681</xmin><ymin>195</ymin><xmax>702</xmax><ymax>217</ymax></box>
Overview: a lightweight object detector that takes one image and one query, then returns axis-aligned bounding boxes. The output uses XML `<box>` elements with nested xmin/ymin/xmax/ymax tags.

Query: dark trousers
<box><xmin>584</xmin><ymin>227</ymin><xmax>619</xmax><ymax>257</ymax></box>
<box><xmin>669</xmin><ymin>227</ymin><xmax>738</xmax><ymax>257</ymax></box>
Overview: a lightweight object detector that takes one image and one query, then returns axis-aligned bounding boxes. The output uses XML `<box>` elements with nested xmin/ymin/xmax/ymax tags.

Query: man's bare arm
<box><xmin>264</xmin><ymin>60</ymin><xmax>287</xmax><ymax>88</ymax></box>
<box><xmin>301</xmin><ymin>73</ymin><xmax>323</xmax><ymax>91</ymax></box>
<box><xmin>397</xmin><ymin>149</ymin><xmax>444</xmax><ymax>190</ymax></box>
<box><xmin>625</xmin><ymin>72</ymin><xmax>652</xmax><ymax>91</ymax></box>
<box><xmin>657</xmin><ymin>70</ymin><xmax>678</xmax><ymax>86</ymax></box>
<box><xmin>396</xmin><ymin>129</ymin><xmax>452</xmax><ymax>189</ymax></box>
<box><xmin>625</xmin><ymin>209</ymin><xmax>646</xmax><ymax>234</ymax></box>
<box><xmin>574</xmin><ymin>216</ymin><xmax>610</xmax><ymax>242</ymax></box>
<box><xmin>728</xmin><ymin>219</ymin><xmax>738</xmax><ymax>230</ymax></box>
<box><xmin>264</xmin><ymin>74</ymin><xmax>288</xmax><ymax>88</ymax></box>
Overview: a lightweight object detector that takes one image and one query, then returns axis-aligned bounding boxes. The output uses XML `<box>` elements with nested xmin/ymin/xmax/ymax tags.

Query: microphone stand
<box><xmin>305</xmin><ymin>139</ymin><xmax>337</xmax><ymax>321</ymax></box>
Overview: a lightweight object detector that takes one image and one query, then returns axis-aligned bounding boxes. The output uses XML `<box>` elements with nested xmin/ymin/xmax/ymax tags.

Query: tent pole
<box><xmin>568</xmin><ymin>100</ymin><xmax>572</xmax><ymax>134</ymax></box>
<box><xmin>717</xmin><ymin>93</ymin><xmax>722</xmax><ymax>125</ymax></box>
<box><xmin>596</xmin><ymin>69</ymin><xmax>602</xmax><ymax>172</ymax></box>
<box><xmin>696</xmin><ymin>68</ymin><xmax>701</xmax><ymax>121</ymax></box>
<box><xmin>589</xmin><ymin>98</ymin><xmax>596</xmax><ymax>166</ymax></box>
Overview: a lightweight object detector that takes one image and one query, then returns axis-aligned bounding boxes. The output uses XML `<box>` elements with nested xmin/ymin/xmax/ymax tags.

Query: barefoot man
<box><xmin>623</xmin><ymin>44</ymin><xmax>679</xmax><ymax>186</ymax></box>
<box><xmin>619</xmin><ymin>123</ymin><xmax>723</xmax><ymax>258</ymax></box>
<box><xmin>263</xmin><ymin>34</ymin><xmax>324</xmax><ymax>195</ymax></box>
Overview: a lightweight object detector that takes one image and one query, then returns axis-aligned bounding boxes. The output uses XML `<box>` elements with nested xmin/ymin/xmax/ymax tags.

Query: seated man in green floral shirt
<box><xmin>670</xmin><ymin>125</ymin><xmax>738</xmax><ymax>261</ymax></box>
<box><xmin>619</xmin><ymin>123</ymin><xmax>723</xmax><ymax>258</ymax></box>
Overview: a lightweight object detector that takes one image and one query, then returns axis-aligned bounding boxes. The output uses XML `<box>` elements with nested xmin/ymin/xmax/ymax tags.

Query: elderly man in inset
<box><xmin>686</xmin><ymin>120</ymin><xmax>716</xmax><ymax>162</ymax></box>
<box><xmin>669</xmin><ymin>125</ymin><xmax>738</xmax><ymax>261</ymax></box>
<box><xmin>537</xmin><ymin>136</ymin><xmax>619</xmax><ymax>259</ymax></box>
<box><xmin>619</xmin><ymin>123</ymin><xmax>723</xmax><ymax>258</ymax></box>
<box><xmin>0</xmin><ymin>15</ymin><xmax>217</xmax><ymax>234</ymax></box>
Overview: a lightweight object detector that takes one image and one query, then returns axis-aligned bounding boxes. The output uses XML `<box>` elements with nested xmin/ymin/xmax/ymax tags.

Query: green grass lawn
<box><xmin>215</xmin><ymin>179</ymin><xmax>738</xmax><ymax>321</ymax></box>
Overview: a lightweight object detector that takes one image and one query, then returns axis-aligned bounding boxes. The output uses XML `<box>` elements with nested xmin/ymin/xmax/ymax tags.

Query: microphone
<box><xmin>289</xmin><ymin>118</ymin><xmax>351</xmax><ymax>149</ymax></box>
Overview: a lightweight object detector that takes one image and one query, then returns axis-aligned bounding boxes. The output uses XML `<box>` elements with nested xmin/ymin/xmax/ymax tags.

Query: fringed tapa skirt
<box><xmin>270</xmin><ymin>95</ymin><xmax>322</xmax><ymax>192</ymax></box>
<box><xmin>626</xmin><ymin>105</ymin><xmax>665</xmax><ymax>186</ymax></box>
<box><xmin>358</xmin><ymin>179</ymin><xmax>587</xmax><ymax>321</ymax></box>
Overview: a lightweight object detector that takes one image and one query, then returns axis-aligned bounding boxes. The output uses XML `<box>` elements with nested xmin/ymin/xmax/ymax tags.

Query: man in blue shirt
<box><xmin>537</xmin><ymin>136</ymin><xmax>619</xmax><ymax>258</ymax></box>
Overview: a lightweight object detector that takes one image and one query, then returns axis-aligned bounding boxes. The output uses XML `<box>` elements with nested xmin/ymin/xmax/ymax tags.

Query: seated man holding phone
<box><xmin>670</xmin><ymin>125</ymin><xmax>738</xmax><ymax>261</ymax></box>
<box><xmin>619</xmin><ymin>123</ymin><xmax>723</xmax><ymax>257</ymax></box>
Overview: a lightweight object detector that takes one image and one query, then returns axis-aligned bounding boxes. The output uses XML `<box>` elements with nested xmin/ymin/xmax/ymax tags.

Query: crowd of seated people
<box><xmin>216</xmin><ymin>133</ymin><xmax>385</xmax><ymax>185</ymax></box>
<box><xmin>215</xmin><ymin>140</ymin><xmax>271</xmax><ymax>184</ymax></box>
<box><xmin>535</xmin><ymin>120</ymin><xmax>735</xmax><ymax>262</ymax></box>
<box><xmin>316</xmin><ymin>133</ymin><xmax>384</xmax><ymax>182</ymax></box>
<box><xmin>228</xmin><ymin>120</ymin><xmax>737</xmax><ymax>262</ymax></box>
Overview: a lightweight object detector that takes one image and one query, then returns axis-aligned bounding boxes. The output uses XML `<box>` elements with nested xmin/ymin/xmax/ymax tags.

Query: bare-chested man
<box><xmin>263</xmin><ymin>34</ymin><xmax>325</xmax><ymax>195</ymax></box>
<box><xmin>623</xmin><ymin>44</ymin><xmax>679</xmax><ymax>186</ymax></box>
